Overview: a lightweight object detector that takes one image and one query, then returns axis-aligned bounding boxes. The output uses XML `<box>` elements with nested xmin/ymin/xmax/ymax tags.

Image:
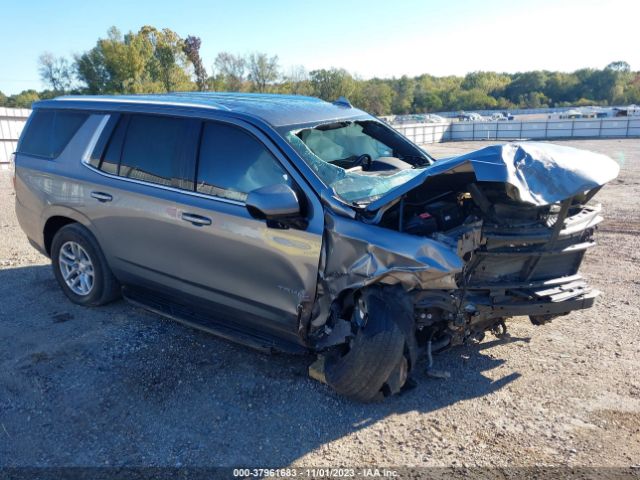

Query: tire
<box><xmin>324</xmin><ymin>288</ymin><xmax>408</xmax><ymax>402</ymax></box>
<box><xmin>51</xmin><ymin>223</ymin><xmax>120</xmax><ymax>306</ymax></box>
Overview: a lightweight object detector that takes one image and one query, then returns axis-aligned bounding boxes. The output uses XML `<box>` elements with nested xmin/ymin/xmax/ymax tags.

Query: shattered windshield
<box><xmin>284</xmin><ymin>120</ymin><xmax>429</xmax><ymax>204</ymax></box>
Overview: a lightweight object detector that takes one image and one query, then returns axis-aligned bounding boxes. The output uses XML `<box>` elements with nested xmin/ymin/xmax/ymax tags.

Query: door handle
<box><xmin>90</xmin><ymin>191</ymin><xmax>113</xmax><ymax>202</ymax></box>
<box><xmin>181</xmin><ymin>212</ymin><xmax>212</xmax><ymax>226</ymax></box>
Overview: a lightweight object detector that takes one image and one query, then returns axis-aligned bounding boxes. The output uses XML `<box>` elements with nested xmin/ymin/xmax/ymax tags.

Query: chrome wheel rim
<box><xmin>58</xmin><ymin>241</ymin><xmax>95</xmax><ymax>296</ymax></box>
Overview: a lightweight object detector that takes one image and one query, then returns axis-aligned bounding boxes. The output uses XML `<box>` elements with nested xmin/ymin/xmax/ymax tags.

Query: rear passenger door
<box><xmin>85</xmin><ymin>113</ymin><xmax>323</xmax><ymax>343</ymax></box>
<box><xmin>84</xmin><ymin>112</ymin><xmax>199</xmax><ymax>287</ymax></box>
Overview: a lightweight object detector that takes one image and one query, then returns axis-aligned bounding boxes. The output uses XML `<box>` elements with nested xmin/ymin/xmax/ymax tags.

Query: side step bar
<box><xmin>122</xmin><ymin>286</ymin><xmax>309</xmax><ymax>356</ymax></box>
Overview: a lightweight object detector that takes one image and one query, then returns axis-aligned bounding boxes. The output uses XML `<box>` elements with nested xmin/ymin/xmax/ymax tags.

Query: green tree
<box><xmin>413</xmin><ymin>90</ymin><xmax>443</xmax><ymax>112</ymax></box>
<box><xmin>75</xmin><ymin>26</ymin><xmax>194</xmax><ymax>94</ymax></box>
<box><xmin>75</xmin><ymin>45</ymin><xmax>110</xmax><ymax>94</ymax></box>
<box><xmin>543</xmin><ymin>72</ymin><xmax>579</xmax><ymax>104</ymax></box>
<box><xmin>309</xmin><ymin>68</ymin><xmax>355</xmax><ymax>101</ymax></box>
<box><xmin>213</xmin><ymin>52</ymin><xmax>246</xmax><ymax>91</ymax></box>
<box><xmin>391</xmin><ymin>75</ymin><xmax>415</xmax><ymax>114</ymax></box>
<box><xmin>606</xmin><ymin>61</ymin><xmax>630</xmax><ymax>73</ymax></box>
<box><xmin>585</xmin><ymin>68</ymin><xmax>618</xmax><ymax>104</ymax></box>
<box><xmin>247</xmin><ymin>53</ymin><xmax>279</xmax><ymax>93</ymax></box>
<box><xmin>450</xmin><ymin>89</ymin><xmax>498</xmax><ymax>110</ymax></box>
<box><xmin>138</xmin><ymin>26</ymin><xmax>193</xmax><ymax>92</ymax></box>
<box><xmin>504</xmin><ymin>71</ymin><xmax>547</xmax><ymax>104</ymax></box>
<box><xmin>76</xmin><ymin>27</ymin><xmax>150</xmax><ymax>93</ymax></box>
<box><xmin>519</xmin><ymin>91</ymin><xmax>549</xmax><ymax>108</ymax></box>
<box><xmin>25</xmin><ymin>33</ymin><xmax>640</xmax><ymax>115</ymax></box>
<box><xmin>7</xmin><ymin>90</ymin><xmax>40</xmax><ymax>108</ymax></box>
<box><xmin>461</xmin><ymin>71</ymin><xmax>510</xmax><ymax>95</ymax></box>
<box><xmin>38</xmin><ymin>52</ymin><xmax>73</xmax><ymax>92</ymax></box>
<box><xmin>278</xmin><ymin>66</ymin><xmax>312</xmax><ymax>95</ymax></box>
<box><xmin>352</xmin><ymin>80</ymin><xmax>394</xmax><ymax>115</ymax></box>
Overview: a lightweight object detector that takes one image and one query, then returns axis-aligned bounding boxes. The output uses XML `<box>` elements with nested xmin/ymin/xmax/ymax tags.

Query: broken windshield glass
<box><xmin>285</xmin><ymin>121</ymin><xmax>426</xmax><ymax>204</ymax></box>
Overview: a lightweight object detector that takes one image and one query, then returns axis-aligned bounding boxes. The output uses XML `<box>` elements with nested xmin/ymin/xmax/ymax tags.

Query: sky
<box><xmin>1</xmin><ymin>0</ymin><xmax>639</xmax><ymax>95</ymax></box>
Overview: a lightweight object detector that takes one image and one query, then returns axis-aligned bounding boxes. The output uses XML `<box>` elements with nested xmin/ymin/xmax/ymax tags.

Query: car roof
<box><xmin>34</xmin><ymin>92</ymin><xmax>366</xmax><ymax>128</ymax></box>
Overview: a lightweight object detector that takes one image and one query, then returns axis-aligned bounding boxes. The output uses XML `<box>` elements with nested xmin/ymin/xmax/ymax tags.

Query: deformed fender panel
<box><xmin>307</xmin><ymin>211</ymin><xmax>463</xmax><ymax>337</ymax></box>
<box><xmin>320</xmin><ymin>212</ymin><xmax>463</xmax><ymax>297</ymax></box>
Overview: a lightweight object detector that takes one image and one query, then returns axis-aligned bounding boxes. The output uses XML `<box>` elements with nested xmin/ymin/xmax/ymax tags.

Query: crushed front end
<box><xmin>410</xmin><ymin>185</ymin><xmax>602</xmax><ymax>348</ymax></box>
<box><xmin>368</xmin><ymin>142</ymin><xmax>619</xmax><ymax>353</ymax></box>
<box><xmin>301</xmin><ymin>140</ymin><xmax>619</xmax><ymax>401</ymax></box>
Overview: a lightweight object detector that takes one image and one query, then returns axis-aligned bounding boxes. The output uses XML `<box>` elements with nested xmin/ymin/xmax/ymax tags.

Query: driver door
<box><xmin>166</xmin><ymin>119</ymin><xmax>323</xmax><ymax>341</ymax></box>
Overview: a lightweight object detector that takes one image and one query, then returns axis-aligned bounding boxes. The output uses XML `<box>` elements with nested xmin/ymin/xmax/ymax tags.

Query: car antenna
<box><xmin>333</xmin><ymin>96</ymin><xmax>353</xmax><ymax>108</ymax></box>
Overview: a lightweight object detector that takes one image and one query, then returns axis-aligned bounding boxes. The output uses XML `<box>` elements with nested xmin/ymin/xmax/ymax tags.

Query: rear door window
<box><xmin>90</xmin><ymin>114</ymin><xmax>195</xmax><ymax>189</ymax></box>
<box><xmin>196</xmin><ymin>122</ymin><xmax>290</xmax><ymax>202</ymax></box>
<box><xmin>19</xmin><ymin>110</ymin><xmax>89</xmax><ymax>158</ymax></box>
<box><xmin>118</xmin><ymin>115</ymin><xmax>188</xmax><ymax>186</ymax></box>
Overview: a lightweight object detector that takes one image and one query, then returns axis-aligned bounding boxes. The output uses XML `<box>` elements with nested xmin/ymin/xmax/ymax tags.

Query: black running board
<box><xmin>122</xmin><ymin>286</ymin><xmax>309</xmax><ymax>355</ymax></box>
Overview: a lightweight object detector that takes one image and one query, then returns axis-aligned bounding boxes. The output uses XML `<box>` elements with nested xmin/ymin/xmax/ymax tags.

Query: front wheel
<box><xmin>324</xmin><ymin>288</ymin><xmax>409</xmax><ymax>402</ymax></box>
<box><xmin>51</xmin><ymin>223</ymin><xmax>120</xmax><ymax>306</ymax></box>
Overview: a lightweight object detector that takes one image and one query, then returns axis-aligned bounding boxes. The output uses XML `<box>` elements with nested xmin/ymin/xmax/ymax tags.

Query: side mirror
<box><xmin>245</xmin><ymin>184</ymin><xmax>300</xmax><ymax>220</ymax></box>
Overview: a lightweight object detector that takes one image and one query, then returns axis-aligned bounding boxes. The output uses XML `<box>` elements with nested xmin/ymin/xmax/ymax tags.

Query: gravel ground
<box><xmin>0</xmin><ymin>139</ymin><xmax>638</xmax><ymax>468</ymax></box>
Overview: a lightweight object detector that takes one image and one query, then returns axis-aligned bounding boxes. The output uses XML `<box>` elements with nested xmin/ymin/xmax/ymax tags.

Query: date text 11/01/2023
<box><xmin>232</xmin><ymin>467</ymin><xmax>400</xmax><ymax>477</ymax></box>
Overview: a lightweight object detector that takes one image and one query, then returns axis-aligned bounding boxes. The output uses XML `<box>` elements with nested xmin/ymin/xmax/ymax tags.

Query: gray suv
<box><xmin>14</xmin><ymin>93</ymin><xmax>619</xmax><ymax>401</ymax></box>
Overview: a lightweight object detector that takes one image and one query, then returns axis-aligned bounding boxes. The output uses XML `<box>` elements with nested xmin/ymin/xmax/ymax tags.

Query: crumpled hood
<box><xmin>365</xmin><ymin>142</ymin><xmax>620</xmax><ymax>212</ymax></box>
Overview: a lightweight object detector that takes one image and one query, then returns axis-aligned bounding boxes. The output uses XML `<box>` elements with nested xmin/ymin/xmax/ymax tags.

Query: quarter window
<box><xmin>196</xmin><ymin>122</ymin><xmax>290</xmax><ymax>201</ymax></box>
<box><xmin>19</xmin><ymin>110</ymin><xmax>89</xmax><ymax>159</ymax></box>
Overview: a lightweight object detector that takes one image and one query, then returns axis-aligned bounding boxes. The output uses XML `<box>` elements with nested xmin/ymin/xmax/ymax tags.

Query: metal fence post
<box><xmin>625</xmin><ymin>118</ymin><xmax>630</xmax><ymax>138</ymax></box>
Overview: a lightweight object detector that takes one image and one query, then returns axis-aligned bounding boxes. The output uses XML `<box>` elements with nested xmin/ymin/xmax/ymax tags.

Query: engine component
<box><xmin>404</xmin><ymin>212</ymin><xmax>438</xmax><ymax>236</ymax></box>
<box><xmin>423</xmin><ymin>200</ymin><xmax>465</xmax><ymax>231</ymax></box>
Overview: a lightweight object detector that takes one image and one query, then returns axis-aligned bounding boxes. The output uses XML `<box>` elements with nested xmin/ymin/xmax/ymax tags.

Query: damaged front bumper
<box><xmin>307</xmin><ymin>142</ymin><xmax>618</xmax><ymax>352</ymax></box>
<box><xmin>303</xmin><ymin>141</ymin><xmax>619</xmax><ymax>400</ymax></box>
<box><xmin>413</xmin><ymin>198</ymin><xmax>603</xmax><ymax>344</ymax></box>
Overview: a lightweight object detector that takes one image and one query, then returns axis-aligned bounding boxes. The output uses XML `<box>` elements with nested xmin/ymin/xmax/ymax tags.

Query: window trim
<box><xmin>80</xmin><ymin>113</ymin><xmax>243</xmax><ymax>207</ymax></box>
<box><xmin>83</xmin><ymin>114</ymin><xmax>112</xmax><ymax>165</ymax></box>
<box><xmin>82</xmin><ymin>155</ymin><xmax>247</xmax><ymax>207</ymax></box>
<box><xmin>81</xmin><ymin>112</ymin><xmax>304</xmax><ymax>208</ymax></box>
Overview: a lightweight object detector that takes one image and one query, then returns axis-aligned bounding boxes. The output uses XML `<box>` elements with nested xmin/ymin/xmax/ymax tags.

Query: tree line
<box><xmin>1</xmin><ymin>25</ymin><xmax>639</xmax><ymax>115</ymax></box>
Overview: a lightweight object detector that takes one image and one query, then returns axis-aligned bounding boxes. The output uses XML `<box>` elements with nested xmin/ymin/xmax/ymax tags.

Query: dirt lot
<box><xmin>0</xmin><ymin>139</ymin><xmax>639</xmax><ymax>468</ymax></box>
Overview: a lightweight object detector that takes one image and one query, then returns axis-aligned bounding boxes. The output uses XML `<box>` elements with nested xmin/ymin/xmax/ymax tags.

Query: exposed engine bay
<box><xmin>285</xmin><ymin>119</ymin><xmax>619</xmax><ymax>400</ymax></box>
<box><xmin>381</xmin><ymin>179</ymin><xmax>602</xmax><ymax>348</ymax></box>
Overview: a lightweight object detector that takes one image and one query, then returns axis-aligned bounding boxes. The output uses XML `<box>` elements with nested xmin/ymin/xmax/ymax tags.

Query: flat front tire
<box><xmin>324</xmin><ymin>289</ymin><xmax>408</xmax><ymax>402</ymax></box>
<box><xmin>51</xmin><ymin>223</ymin><xmax>120</xmax><ymax>306</ymax></box>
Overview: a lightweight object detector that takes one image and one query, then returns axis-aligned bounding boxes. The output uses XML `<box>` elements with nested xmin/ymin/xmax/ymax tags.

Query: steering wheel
<box><xmin>353</xmin><ymin>154</ymin><xmax>372</xmax><ymax>170</ymax></box>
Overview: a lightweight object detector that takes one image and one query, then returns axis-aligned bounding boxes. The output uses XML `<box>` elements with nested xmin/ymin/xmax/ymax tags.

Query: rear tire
<box><xmin>51</xmin><ymin>223</ymin><xmax>120</xmax><ymax>306</ymax></box>
<box><xmin>324</xmin><ymin>288</ymin><xmax>408</xmax><ymax>402</ymax></box>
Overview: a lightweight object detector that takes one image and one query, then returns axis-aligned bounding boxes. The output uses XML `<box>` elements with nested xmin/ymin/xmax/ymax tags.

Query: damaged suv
<box><xmin>14</xmin><ymin>93</ymin><xmax>619</xmax><ymax>402</ymax></box>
